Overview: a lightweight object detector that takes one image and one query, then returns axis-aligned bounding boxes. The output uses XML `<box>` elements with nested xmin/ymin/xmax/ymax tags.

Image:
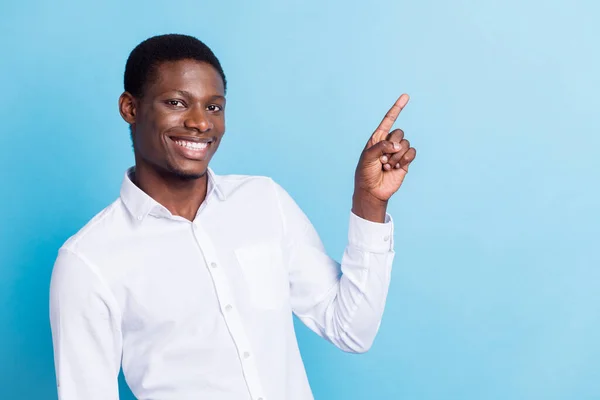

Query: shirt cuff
<box><xmin>348</xmin><ymin>211</ymin><xmax>394</xmax><ymax>253</ymax></box>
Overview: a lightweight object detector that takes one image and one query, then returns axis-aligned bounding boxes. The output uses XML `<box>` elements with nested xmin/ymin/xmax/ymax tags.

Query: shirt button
<box><xmin>383</xmin><ymin>235</ymin><xmax>390</xmax><ymax>241</ymax></box>
<box><xmin>243</xmin><ymin>351</ymin><xmax>250</xmax><ymax>359</ymax></box>
<box><xmin>257</xmin><ymin>398</ymin><xmax>264</xmax><ymax>400</ymax></box>
<box><xmin>210</xmin><ymin>262</ymin><xmax>218</xmax><ymax>268</ymax></box>
<box><xmin>225</xmin><ymin>304</ymin><xmax>233</xmax><ymax>311</ymax></box>
<box><xmin>137</xmin><ymin>215</ymin><xmax>143</xmax><ymax>221</ymax></box>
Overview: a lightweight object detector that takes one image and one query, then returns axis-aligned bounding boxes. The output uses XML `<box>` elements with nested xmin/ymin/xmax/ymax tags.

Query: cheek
<box><xmin>135</xmin><ymin>117</ymin><xmax>167</xmax><ymax>153</ymax></box>
<box><xmin>151</xmin><ymin>107</ymin><xmax>182</xmax><ymax>131</ymax></box>
<box><xmin>213</xmin><ymin>115</ymin><xmax>226</xmax><ymax>132</ymax></box>
<box><xmin>139</xmin><ymin>112</ymin><xmax>181</xmax><ymax>149</ymax></box>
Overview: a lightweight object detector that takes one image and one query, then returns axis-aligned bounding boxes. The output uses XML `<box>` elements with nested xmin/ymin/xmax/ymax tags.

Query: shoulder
<box><xmin>59</xmin><ymin>198</ymin><xmax>129</xmax><ymax>258</ymax></box>
<box><xmin>213</xmin><ymin>171</ymin><xmax>283</xmax><ymax>199</ymax></box>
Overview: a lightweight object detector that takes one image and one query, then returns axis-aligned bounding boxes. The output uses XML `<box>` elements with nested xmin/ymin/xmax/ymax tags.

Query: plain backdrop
<box><xmin>1</xmin><ymin>1</ymin><xmax>599</xmax><ymax>399</ymax></box>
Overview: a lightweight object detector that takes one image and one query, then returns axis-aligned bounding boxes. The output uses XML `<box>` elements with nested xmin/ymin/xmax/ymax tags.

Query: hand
<box><xmin>352</xmin><ymin>94</ymin><xmax>417</xmax><ymax>222</ymax></box>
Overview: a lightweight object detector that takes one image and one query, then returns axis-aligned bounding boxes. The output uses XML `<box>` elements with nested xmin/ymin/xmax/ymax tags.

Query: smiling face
<box><xmin>120</xmin><ymin>59</ymin><xmax>226</xmax><ymax>181</ymax></box>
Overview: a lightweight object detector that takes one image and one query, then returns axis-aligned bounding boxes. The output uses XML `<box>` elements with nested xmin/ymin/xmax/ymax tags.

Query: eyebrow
<box><xmin>172</xmin><ymin>90</ymin><xmax>225</xmax><ymax>101</ymax></box>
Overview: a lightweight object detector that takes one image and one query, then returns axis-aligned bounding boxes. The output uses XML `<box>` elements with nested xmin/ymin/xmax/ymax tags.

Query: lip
<box><xmin>167</xmin><ymin>135</ymin><xmax>214</xmax><ymax>161</ymax></box>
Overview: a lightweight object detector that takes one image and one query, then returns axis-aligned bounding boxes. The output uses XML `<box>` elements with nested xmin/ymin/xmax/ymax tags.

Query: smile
<box><xmin>174</xmin><ymin>139</ymin><xmax>209</xmax><ymax>150</ymax></box>
<box><xmin>167</xmin><ymin>136</ymin><xmax>214</xmax><ymax>160</ymax></box>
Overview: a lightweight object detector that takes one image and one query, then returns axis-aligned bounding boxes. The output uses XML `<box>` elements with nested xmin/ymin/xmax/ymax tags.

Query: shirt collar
<box><xmin>120</xmin><ymin>167</ymin><xmax>226</xmax><ymax>222</ymax></box>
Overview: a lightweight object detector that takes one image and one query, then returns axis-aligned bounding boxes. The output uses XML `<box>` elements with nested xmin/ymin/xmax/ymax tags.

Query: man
<box><xmin>49</xmin><ymin>34</ymin><xmax>416</xmax><ymax>400</ymax></box>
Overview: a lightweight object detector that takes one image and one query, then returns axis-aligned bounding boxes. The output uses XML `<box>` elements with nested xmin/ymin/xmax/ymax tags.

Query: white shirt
<box><xmin>49</xmin><ymin>168</ymin><xmax>395</xmax><ymax>400</ymax></box>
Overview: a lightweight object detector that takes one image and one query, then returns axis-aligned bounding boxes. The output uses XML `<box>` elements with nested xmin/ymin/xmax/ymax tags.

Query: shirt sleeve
<box><xmin>272</xmin><ymin>180</ymin><xmax>395</xmax><ymax>353</ymax></box>
<box><xmin>49</xmin><ymin>248</ymin><xmax>123</xmax><ymax>399</ymax></box>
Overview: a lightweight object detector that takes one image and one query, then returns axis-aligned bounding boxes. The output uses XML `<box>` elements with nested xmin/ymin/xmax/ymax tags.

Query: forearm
<box><xmin>326</xmin><ymin>245</ymin><xmax>395</xmax><ymax>353</ymax></box>
<box><xmin>294</xmin><ymin>212</ymin><xmax>395</xmax><ymax>353</ymax></box>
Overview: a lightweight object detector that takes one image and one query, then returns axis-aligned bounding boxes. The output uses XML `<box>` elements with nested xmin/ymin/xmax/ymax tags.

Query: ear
<box><xmin>119</xmin><ymin>92</ymin><xmax>138</xmax><ymax>125</ymax></box>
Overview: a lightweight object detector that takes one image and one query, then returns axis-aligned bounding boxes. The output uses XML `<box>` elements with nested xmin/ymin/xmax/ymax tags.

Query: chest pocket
<box><xmin>234</xmin><ymin>240</ymin><xmax>289</xmax><ymax>310</ymax></box>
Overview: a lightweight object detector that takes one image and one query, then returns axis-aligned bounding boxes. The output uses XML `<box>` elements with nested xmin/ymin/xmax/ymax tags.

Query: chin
<box><xmin>168</xmin><ymin>163</ymin><xmax>207</xmax><ymax>181</ymax></box>
<box><xmin>174</xmin><ymin>171</ymin><xmax>205</xmax><ymax>181</ymax></box>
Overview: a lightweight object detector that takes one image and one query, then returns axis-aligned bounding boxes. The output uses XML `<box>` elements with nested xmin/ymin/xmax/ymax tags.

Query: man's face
<box><xmin>129</xmin><ymin>59</ymin><xmax>226</xmax><ymax>180</ymax></box>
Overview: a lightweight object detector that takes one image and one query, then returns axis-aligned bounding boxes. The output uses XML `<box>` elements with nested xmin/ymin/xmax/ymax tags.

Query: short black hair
<box><xmin>124</xmin><ymin>34</ymin><xmax>227</xmax><ymax>98</ymax></box>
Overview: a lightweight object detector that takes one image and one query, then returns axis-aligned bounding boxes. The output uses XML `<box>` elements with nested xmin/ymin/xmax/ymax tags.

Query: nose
<box><xmin>184</xmin><ymin>106</ymin><xmax>213</xmax><ymax>132</ymax></box>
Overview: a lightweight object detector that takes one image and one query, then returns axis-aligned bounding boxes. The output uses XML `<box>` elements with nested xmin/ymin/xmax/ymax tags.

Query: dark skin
<box><xmin>353</xmin><ymin>94</ymin><xmax>417</xmax><ymax>222</ymax></box>
<box><xmin>119</xmin><ymin>60</ymin><xmax>226</xmax><ymax>220</ymax></box>
<box><xmin>119</xmin><ymin>59</ymin><xmax>416</xmax><ymax>222</ymax></box>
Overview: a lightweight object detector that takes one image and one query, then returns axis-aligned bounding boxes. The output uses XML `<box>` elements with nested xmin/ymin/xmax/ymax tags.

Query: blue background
<box><xmin>1</xmin><ymin>1</ymin><xmax>599</xmax><ymax>399</ymax></box>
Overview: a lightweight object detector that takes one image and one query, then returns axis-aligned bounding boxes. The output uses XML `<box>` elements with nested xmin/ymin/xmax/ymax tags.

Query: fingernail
<box><xmin>395</xmin><ymin>163</ymin><xmax>400</xmax><ymax>169</ymax></box>
<box><xmin>393</xmin><ymin>142</ymin><xmax>400</xmax><ymax>150</ymax></box>
<box><xmin>381</xmin><ymin>155</ymin><xmax>388</xmax><ymax>163</ymax></box>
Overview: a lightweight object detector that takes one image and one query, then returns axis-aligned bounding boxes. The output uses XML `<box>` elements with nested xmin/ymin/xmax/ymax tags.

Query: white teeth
<box><xmin>175</xmin><ymin>140</ymin><xmax>209</xmax><ymax>150</ymax></box>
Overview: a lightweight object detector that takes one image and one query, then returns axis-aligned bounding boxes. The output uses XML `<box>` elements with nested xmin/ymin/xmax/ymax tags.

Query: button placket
<box><xmin>191</xmin><ymin>223</ymin><xmax>267</xmax><ymax>400</ymax></box>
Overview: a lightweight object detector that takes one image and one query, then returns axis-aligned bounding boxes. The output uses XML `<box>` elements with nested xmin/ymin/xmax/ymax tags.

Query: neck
<box><xmin>133</xmin><ymin>163</ymin><xmax>209</xmax><ymax>221</ymax></box>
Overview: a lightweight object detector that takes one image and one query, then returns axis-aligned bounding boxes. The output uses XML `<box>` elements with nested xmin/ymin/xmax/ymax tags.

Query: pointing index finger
<box><xmin>372</xmin><ymin>94</ymin><xmax>409</xmax><ymax>143</ymax></box>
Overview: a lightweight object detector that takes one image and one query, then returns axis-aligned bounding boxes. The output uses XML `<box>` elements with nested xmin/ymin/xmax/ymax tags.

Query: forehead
<box><xmin>147</xmin><ymin>59</ymin><xmax>225</xmax><ymax>96</ymax></box>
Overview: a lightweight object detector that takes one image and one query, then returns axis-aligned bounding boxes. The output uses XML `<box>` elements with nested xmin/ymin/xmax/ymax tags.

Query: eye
<box><xmin>166</xmin><ymin>99</ymin><xmax>186</xmax><ymax>108</ymax></box>
<box><xmin>207</xmin><ymin>104</ymin><xmax>223</xmax><ymax>112</ymax></box>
